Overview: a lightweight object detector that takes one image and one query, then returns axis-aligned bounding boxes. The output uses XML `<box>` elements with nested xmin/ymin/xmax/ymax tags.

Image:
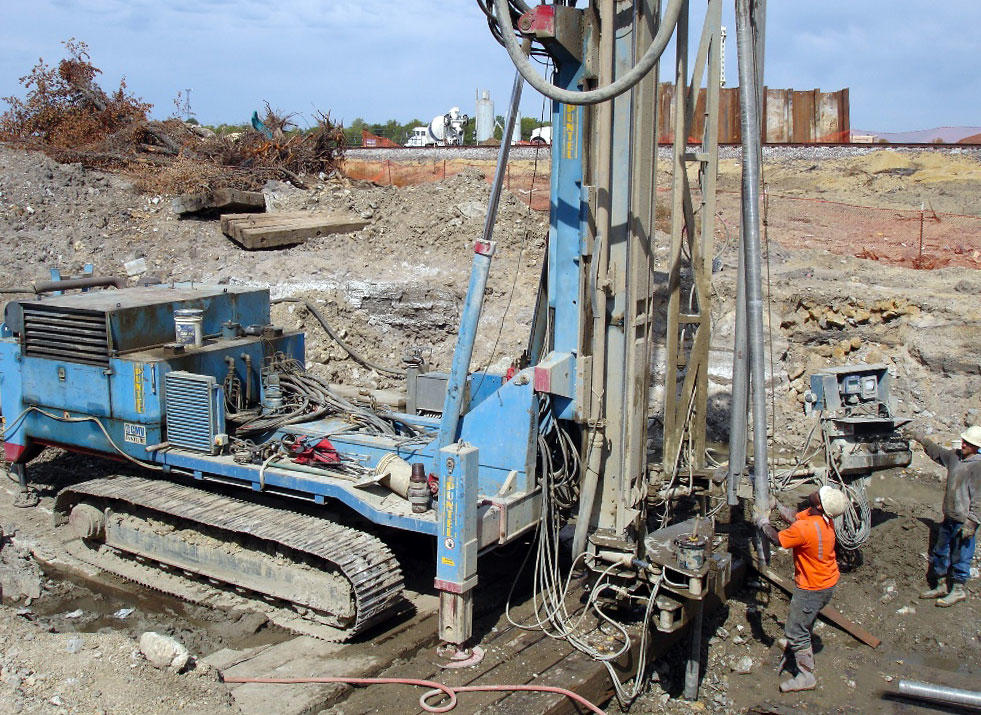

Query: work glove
<box><xmin>960</xmin><ymin>521</ymin><xmax>978</xmax><ymax>540</ymax></box>
<box><xmin>769</xmin><ymin>497</ymin><xmax>796</xmax><ymax>523</ymax></box>
<box><xmin>900</xmin><ymin>423</ymin><xmax>920</xmax><ymax>441</ymax></box>
<box><xmin>755</xmin><ymin>515</ymin><xmax>771</xmax><ymax>530</ymax></box>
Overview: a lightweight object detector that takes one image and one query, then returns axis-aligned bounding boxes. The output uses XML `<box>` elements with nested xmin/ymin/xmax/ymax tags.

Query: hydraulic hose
<box><xmin>272</xmin><ymin>297</ymin><xmax>404</xmax><ymax>377</ymax></box>
<box><xmin>493</xmin><ymin>0</ymin><xmax>684</xmax><ymax>106</ymax></box>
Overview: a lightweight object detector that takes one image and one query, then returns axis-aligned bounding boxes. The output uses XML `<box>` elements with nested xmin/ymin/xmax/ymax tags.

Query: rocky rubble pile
<box><xmin>781</xmin><ymin>296</ymin><xmax>919</xmax><ymax>332</ymax></box>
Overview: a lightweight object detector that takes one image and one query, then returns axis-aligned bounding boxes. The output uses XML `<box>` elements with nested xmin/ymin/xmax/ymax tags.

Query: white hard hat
<box><xmin>818</xmin><ymin>486</ymin><xmax>849</xmax><ymax>519</ymax></box>
<box><xmin>960</xmin><ymin>425</ymin><xmax>981</xmax><ymax>448</ymax></box>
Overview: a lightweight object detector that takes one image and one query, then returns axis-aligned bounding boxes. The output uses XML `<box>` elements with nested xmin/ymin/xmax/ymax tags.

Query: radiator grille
<box><xmin>22</xmin><ymin>305</ymin><xmax>109</xmax><ymax>366</ymax></box>
<box><xmin>164</xmin><ymin>372</ymin><xmax>218</xmax><ymax>453</ymax></box>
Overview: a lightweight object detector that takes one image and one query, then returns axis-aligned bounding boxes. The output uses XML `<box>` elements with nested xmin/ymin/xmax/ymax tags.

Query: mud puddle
<box><xmin>15</xmin><ymin>562</ymin><xmax>292</xmax><ymax>657</ymax></box>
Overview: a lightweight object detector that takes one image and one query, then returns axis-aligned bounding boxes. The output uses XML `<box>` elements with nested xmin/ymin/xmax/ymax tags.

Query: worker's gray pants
<box><xmin>785</xmin><ymin>585</ymin><xmax>835</xmax><ymax>653</ymax></box>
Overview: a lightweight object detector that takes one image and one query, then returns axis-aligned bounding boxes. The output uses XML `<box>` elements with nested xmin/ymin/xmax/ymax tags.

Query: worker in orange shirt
<box><xmin>757</xmin><ymin>486</ymin><xmax>849</xmax><ymax>692</ymax></box>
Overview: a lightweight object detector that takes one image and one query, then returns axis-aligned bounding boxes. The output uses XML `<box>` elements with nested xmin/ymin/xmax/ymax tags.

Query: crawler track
<box><xmin>55</xmin><ymin>475</ymin><xmax>406</xmax><ymax>641</ymax></box>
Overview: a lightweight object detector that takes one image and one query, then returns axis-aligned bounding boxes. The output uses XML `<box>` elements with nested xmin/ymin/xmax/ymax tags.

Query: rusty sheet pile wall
<box><xmin>658</xmin><ymin>84</ymin><xmax>850</xmax><ymax>144</ymax></box>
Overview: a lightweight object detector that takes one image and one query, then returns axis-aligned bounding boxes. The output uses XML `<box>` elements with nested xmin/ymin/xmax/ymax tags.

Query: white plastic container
<box><xmin>174</xmin><ymin>308</ymin><xmax>204</xmax><ymax>347</ymax></box>
<box><xmin>374</xmin><ymin>453</ymin><xmax>412</xmax><ymax>498</ymax></box>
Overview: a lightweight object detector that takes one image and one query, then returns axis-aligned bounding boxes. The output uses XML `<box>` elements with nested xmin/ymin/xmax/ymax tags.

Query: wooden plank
<box><xmin>412</xmin><ymin>628</ymin><xmax>572</xmax><ymax>715</ymax></box>
<box><xmin>211</xmin><ymin>606</ymin><xmax>440</xmax><ymax>715</ymax></box>
<box><xmin>230</xmin><ymin>218</ymin><xmax>343</xmax><ymax>243</ymax></box>
<box><xmin>223</xmin><ymin>213</ymin><xmax>355</xmax><ymax>242</ymax></box>
<box><xmin>221</xmin><ymin>212</ymin><xmax>369</xmax><ymax>250</ymax></box>
<box><xmin>760</xmin><ymin>567</ymin><xmax>881</xmax><ymax>648</ymax></box>
<box><xmin>236</xmin><ymin>220</ymin><xmax>367</xmax><ymax>249</ymax></box>
<box><xmin>326</xmin><ymin>575</ymin><xmax>593</xmax><ymax>715</ymax></box>
<box><xmin>495</xmin><ymin>601</ymin><xmax>707</xmax><ymax>715</ymax></box>
<box><xmin>221</xmin><ymin>212</ymin><xmax>349</xmax><ymax>228</ymax></box>
<box><xmin>332</xmin><ymin>610</ymin><xmax>555</xmax><ymax>714</ymax></box>
<box><xmin>172</xmin><ymin>188</ymin><xmax>265</xmax><ymax>216</ymax></box>
<box><xmin>220</xmin><ymin>212</ymin><xmax>260</xmax><ymax>234</ymax></box>
<box><xmin>218</xmin><ymin>637</ymin><xmax>355</xmax><ymax>714</ymax></box>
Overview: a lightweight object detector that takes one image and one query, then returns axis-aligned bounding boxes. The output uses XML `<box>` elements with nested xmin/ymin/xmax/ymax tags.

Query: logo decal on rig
<box><xmin>133</xmin><ymin>364</ymin><xmax>145</xmax><ymax>414</ymax></box>
<box><xmin>123</xmin><ymin>423</ymin><xmax>147</xmax><ymax>445</ymax></box>
<box><xmin>563</xmin><ymin>104</ymin><xmax>579</xmax><ymax>160</ymax></box>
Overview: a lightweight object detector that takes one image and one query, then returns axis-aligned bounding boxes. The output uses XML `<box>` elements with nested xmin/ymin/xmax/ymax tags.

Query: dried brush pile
<box><xmin>0</xmin><ymin>40</ymin><xmax>345</xmax><ymax>194</ymax></box>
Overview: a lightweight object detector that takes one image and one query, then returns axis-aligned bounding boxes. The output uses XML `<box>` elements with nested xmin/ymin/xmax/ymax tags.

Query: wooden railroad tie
<box><xmin>220</xmin><ymin>211</ymin><xmax>369</xmax><ymax>250</ymax></box>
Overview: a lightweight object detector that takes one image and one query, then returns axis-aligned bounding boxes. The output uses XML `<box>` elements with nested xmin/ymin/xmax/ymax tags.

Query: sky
<box><xmin>1</xmin><ymin>1</ymin><xmax>978</xmax><ymax>133</ymax></box>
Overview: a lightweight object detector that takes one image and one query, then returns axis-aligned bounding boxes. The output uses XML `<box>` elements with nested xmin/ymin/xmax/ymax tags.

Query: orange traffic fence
<box><xmin>341</xmin><ymin>158</ymin><xmax>551</xmax><ymax>212</ymax></box>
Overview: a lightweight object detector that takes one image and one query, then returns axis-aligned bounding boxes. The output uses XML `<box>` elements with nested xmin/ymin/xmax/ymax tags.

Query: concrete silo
<box><xmin>475</xmin><ymin>90</ymin><xmax>494</xmax><ymax>143</ymax></box>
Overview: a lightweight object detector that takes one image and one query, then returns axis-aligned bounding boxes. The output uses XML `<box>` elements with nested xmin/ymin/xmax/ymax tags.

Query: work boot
<box><xmin>780</xmin><ymin>649</ymin><xmax>817</xmax><ymax>693</ymax></box>
<box><xmin>936</xmin><ymin>583</ymin><xmax>967</xmax><ymax>607</ymax></box>
<box><xmin>919</xmin><ymin>584</ymin><xmax>948</xmax><ymax>599</ymax></box>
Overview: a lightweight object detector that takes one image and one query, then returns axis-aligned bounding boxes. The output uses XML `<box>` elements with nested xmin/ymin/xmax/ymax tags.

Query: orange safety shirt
<box><xmin>777</xmin><ymin>509</ymin><xmax>840</xmax><ymax>591</ymax></box>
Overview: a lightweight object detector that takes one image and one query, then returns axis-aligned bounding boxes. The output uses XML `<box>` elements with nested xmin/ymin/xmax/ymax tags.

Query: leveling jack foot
<box><xmin>14</xmin><ymin>488</ymin><xmax>39</xmax><ymax>509</ymax></box>
<box><xmin>10</xmin><ymin>464</ymin><xmax>38</xmax><ymax>508</ymax></box>
<box><xmin>436</xmin><ymin>643</ymin><xmax>484</xmax><ymax>669</ymax></box>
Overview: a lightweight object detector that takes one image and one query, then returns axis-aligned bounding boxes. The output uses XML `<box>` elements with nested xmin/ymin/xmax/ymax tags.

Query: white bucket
<box><xmin>174</xmin><ymin>308</ymin><xmax>204</xmax><ymax>347</ymax></box>
<box><xmin>374</xmin><ymin>453</ymin><xmax>412</xmax><ymax>498</ymax></box>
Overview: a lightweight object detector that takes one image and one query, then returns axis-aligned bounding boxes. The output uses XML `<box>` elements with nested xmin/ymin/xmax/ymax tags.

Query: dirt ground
<box><xmin>0</xmin><ymin>143</ymin><xmax>980</xmax><ymax>713</ymax></box>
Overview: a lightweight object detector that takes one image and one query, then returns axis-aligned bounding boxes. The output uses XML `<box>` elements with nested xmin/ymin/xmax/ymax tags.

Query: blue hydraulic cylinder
<box><xmin>435</xmin><ymin>240</ymin><xmax>495</xmax><ymax>464</ymax></box>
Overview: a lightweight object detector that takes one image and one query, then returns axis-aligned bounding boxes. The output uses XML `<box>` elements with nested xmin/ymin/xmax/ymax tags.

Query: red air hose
<box><xmin>221</xmin><ymin>675</ymin><xmax>606</xmax><ymax>714</ymax></box>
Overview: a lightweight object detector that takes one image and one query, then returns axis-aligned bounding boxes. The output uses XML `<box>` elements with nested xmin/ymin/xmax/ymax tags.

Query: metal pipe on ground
<box><xmin>0</xmin><ymin>276</ymin><xmax>126</xmax><ymax>294</ymax></box>
<box><xmin>896</xmin><ymin>680</ymin><xmax>981</xmax><ymax>710</ymax></box>
<box><xmin>735</xmin><ymin>0</ymin><xmax>770</xmax><ymax>564</ymax></box>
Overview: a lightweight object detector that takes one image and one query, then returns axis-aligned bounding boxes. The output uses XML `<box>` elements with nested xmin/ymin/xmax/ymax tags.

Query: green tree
<box><xmin>210</xmin><ymin>123</ymin><xmax>249</xmax><ymax>136</ymax></box>
<box><xmin>521</xmin><ymin>116</ymin><xmax>549</xmax><ymax>140</ymax></box>
<box><xmin>493</xmin><ymin>114</ymin><xmax>506</xmax><ymax>140</ymax></box>
<box><xmin>342</xmin><ymin>117</ymin><xmax>367</xmax><ymax>146</ymax></box>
